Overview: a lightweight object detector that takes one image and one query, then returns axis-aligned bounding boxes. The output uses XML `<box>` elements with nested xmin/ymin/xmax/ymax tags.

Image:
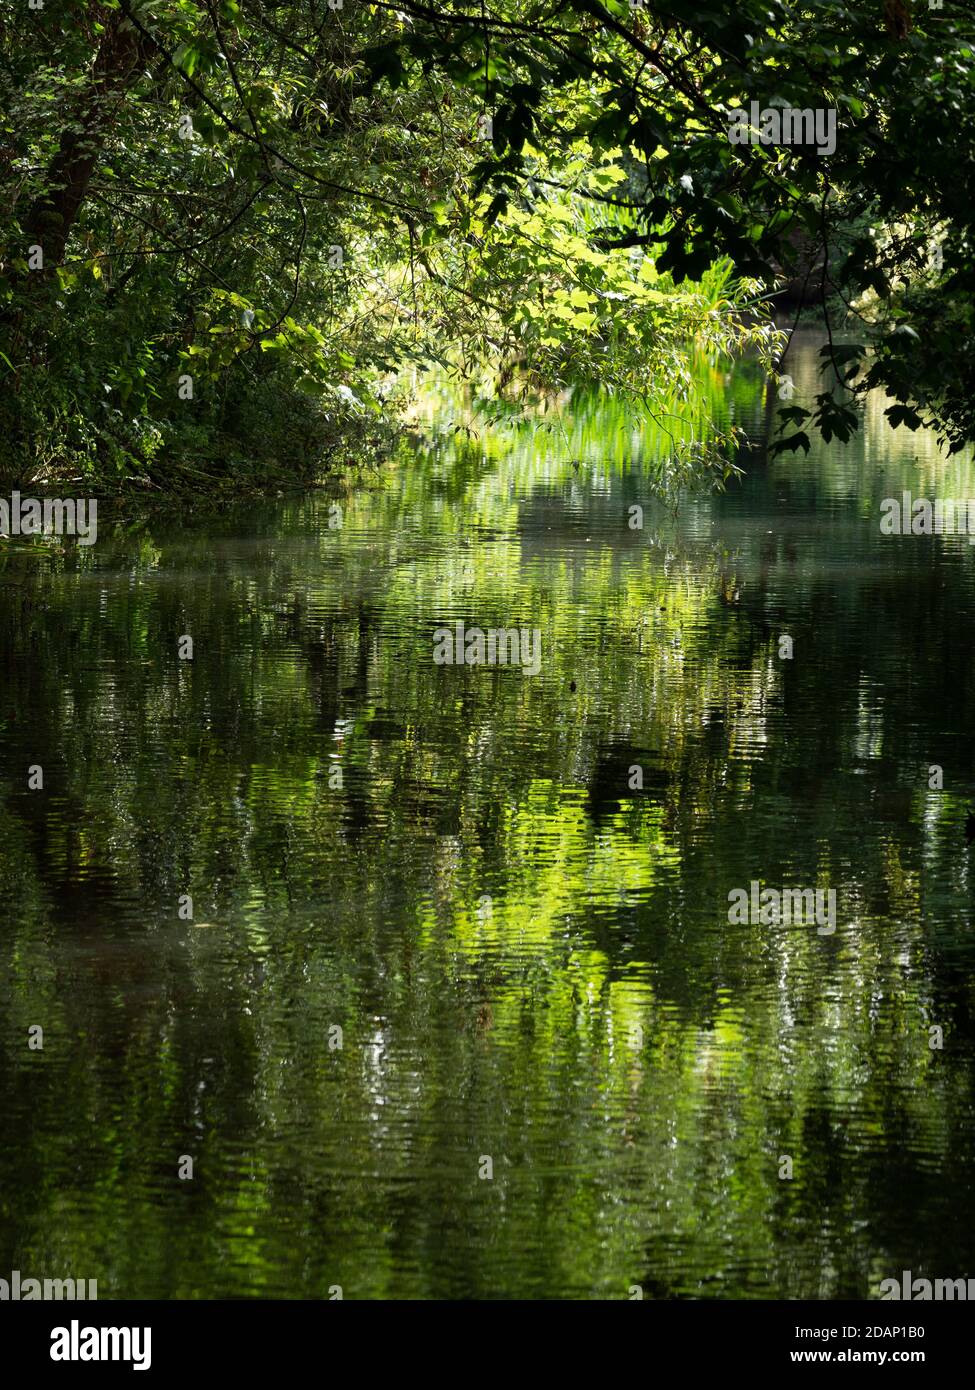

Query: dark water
<box><xmin>2</xmin><ymin>340</ymin><xmax>975</xmax><ymax>1299</ymax></box>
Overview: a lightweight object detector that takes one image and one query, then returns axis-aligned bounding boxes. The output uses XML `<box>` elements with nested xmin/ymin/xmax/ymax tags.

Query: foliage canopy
<box><xmin>1</xmin><ymin>1</ymin><xmax>973</xmax><ymax>484</ymax></box>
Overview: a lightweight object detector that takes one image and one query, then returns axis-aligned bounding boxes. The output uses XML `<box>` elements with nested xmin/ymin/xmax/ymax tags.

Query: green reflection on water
<box><xmin>2</xmin><ymin>338</ymin><xmax>975</xmax><ymax>1299</ymax></box>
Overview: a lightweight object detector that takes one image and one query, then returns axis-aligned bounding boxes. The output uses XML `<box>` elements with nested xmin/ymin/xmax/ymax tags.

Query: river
<box><xmin>2</xmin><ymin>335</ymin><xmax>974</xmax><ymax>1298</ymax></box>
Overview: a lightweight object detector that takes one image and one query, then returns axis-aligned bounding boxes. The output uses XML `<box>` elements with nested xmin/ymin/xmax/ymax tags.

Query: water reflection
<box><xmin>2</xmin><ymin>338</ymin><xmax>975</xmax><ymax>1298</ymax></box>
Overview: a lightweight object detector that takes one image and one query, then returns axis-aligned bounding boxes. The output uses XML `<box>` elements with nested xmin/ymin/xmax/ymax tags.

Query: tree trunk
<box><xmin>23</xmin><ymin>16</ymin><xmax>147</xmax><ymax>271</ymax></box>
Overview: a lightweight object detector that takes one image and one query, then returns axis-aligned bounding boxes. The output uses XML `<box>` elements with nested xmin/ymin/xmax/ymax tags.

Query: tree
<box><xmin>1</xmin><ymin>1</ymin><xmax>973</xmax><ymax>486</ymax></box>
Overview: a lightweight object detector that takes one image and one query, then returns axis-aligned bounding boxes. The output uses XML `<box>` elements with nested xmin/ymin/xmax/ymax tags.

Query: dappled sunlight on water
<box><xmin>2</xmin><ymin>340</ymin><xmax>975</xmax><ymax>1298</ymax></box>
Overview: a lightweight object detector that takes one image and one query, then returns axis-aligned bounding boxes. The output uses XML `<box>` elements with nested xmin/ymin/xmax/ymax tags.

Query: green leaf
<box><xmin>885</xmin><ymin>404</ymin><xmax>924</xmax><ymax>431</ymax></box>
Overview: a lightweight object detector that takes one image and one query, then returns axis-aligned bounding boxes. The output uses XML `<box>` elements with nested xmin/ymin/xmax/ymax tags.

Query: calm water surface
<box><xmin>2</xmin><ymin>340</ymin><xmax>975</xmax><ymax>1298</ymax></box>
